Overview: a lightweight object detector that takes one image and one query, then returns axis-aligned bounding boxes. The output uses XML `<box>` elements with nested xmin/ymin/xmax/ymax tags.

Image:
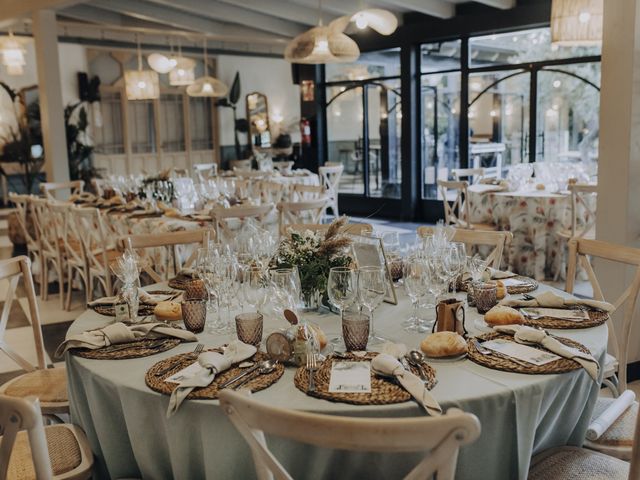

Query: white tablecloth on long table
<box><xmin>65</xmin><ymin>282</ymin><xmax>605</xmax><ymax>480</ymax></box>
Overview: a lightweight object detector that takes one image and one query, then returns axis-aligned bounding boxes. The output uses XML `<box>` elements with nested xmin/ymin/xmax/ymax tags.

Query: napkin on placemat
<box><xmin>55</xmin><ymin>322</ymin><xmax>197</xmax><ymax>357</ymax></box>
<box><xmin>176</xmin><ymin>268</ymin><xmax>197</xmax><ymax>279</ymax></box>
<box><xmin>88</xmin><ymin>289</ymin><xmax>175</xmax><ymax>307</ymax></box>
<box><xmin>493</xmin><ymin>325</ymin><xmax>600</xmax><ymax>381</ymax></box>
<box><xmin>488</xmin><ymin>268</ymin><xmax>517</xmax><ymax>280</ymax></box>
<box><xmin>371</xmin><ymin>353</ymin><xmax>442</xmax><ymax>416</ymax></box>
<box><xmin>167</xmin><ymin>341</ymin><xmax>256</xmax><ymax>417</ymax></box>
<box><xmin>499</xmin><ymin>290</ymin><xmax>615</xmax><ymax>313</ymax></box>
<box><xmin>587</xmin><ymin>390</ymin><xmax>637</xmax><ymax>440</ymax></box>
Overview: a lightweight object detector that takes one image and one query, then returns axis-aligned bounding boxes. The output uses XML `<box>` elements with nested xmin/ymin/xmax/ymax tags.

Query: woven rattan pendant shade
<box><xmin>169</xmin><ymin>57</ymin><xmax>196</xmax><ymax>86</ymax></box>
<box><xmin>186</xmin><ymin>76</ymin><xmax>228</xmax><ymax>97</ymax></box>
<box><xmin>350</xmin><ymin>9</ymin><xmax>398</xmax><ymax>35</ymax></box>
<box><xmin>284</xmin><ymin>25</ymin><xmax>359</xmax><ymax>64</ymax></box>
<box><xmin>551</xmin><ymin>0</ymin><xmax>603</xmax><ymax>46</ymax></box>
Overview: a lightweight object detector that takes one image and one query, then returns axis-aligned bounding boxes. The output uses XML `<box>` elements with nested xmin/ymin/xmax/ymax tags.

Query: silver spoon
<box><xmin>408</xmin><ymin>350</ymin><xmax>429</xmax><ymax>380</ymax></box>
<box><xmin>232</xmin><ymin>360</ymin><xmax>278</xmax><ymax>390</ymax></box>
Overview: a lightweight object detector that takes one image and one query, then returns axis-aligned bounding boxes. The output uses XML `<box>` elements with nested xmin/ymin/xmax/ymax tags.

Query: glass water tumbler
<box><xmin>181</xmin><ymin>300</ymin><xmax>207</xmax><ymax>333</ymax></box>
<box><xmin>474</xmin><ymin>282</ymin><xmax>498</xmax><ymax>314</ymax></box>
<box><xmin>342</xmin><ymin>312</ymin><xmax>370</xmax><ymax>351</ymax></box>
<box><xmin>235</xmin><ymin>313</ymin><xmax>264</xmax><ymax>347</ymax></box>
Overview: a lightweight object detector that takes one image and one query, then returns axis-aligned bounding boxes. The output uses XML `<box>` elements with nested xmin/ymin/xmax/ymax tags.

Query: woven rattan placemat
<box><xmin>73</xmin><ymin>338</ymin><xmax>181</xmax><ymax>360</ymax></box>
<box><xmin>145</xmin><ymin>351</ymin><xmax>284</xmax><ymax>399</ymax></box>
<box><xmin>468</xmin><ymin>332</ymin><xmax>589</xmax><ymax>374</ymax></box>
<box><xmin>168</xmin><ymin>274</ymin><xmax>195</xmax><ymax>290</ymax></box>
<box><xmin>461</xmin><ymin>275</ymin><xmax>538</xmax><ymax>295</ymax></box>
<box><xmin>87</xmin><ymin>290</ymin><xmax>178</xmax><ymax>317</ymax></box>
<box><xmin>294</xmin><ymin>352</ymin><xmax>436</xmax><ymax>405</ymax></box>
<box><xmin>522</xmin><ymin>308</ymin><xmax>609</xmax><ymax>330</ymax></box>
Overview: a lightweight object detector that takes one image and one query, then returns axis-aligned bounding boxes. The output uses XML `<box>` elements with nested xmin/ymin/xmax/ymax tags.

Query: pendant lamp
<box><xmin>186</xmin><ymin>40</ymin><xmax>228</xmax><ymax>97</ymax></box>
<box><xmin>148</xmin><ymin>53</ymin><xmax>177</xmax><ymax>74</ymax></box>
<box><xmin>169</xmin><ymin>41</ymin><xmax>196</xmax><ymax>86</ymax></box>
<box><xmin>1</xmin><ymin>32</ymin><xmax>26</xmax><ymax>76</ymax></box>
<box><xmin>125</xmin><ymin>37</ymin><xmax>160</xmax><ymax>100</ymax></box>
<box><xmin>550</xmin><ymin>0</ymin><xmax>603</xmax><ymax>46</ymax></box>
<box><xmin>331</xmin><ymin>9</ymin><xmax>398</xmax><ymax>36</ymax></box>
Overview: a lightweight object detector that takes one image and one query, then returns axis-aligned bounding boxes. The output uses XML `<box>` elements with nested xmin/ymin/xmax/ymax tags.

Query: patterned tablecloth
<box><xmin>467</xmin><ymin>186</ymin><xmax>594</xmax><ymax>281</ymax></box>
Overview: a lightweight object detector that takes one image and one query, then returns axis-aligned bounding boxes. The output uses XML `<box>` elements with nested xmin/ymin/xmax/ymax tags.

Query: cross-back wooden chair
<box><xmin>258</xmin><ymin>181</ymin><xmax>288</xmax><ymax>205</ymax></box>
<box><xmin>291</xmin><ymin>184</ymin><xmax>326</xmax><ymax>201</ymax></box>
<box><xmin>452</xmin><ymin>167</ymin><xmax>486</xmax><ymax>184</ymax></box>
<box><xmin>117</xmin><ymin>229</ymin><xmax>214</xmax><ymax>283</ymax></box>
<box><xmin>319</xmin><ymin>163</ymin><xmax>344</xmax><ymax>217</ymax></box>
<box><xmin>0</xmin><ymin>395</ymin><xmax>93</xmax><ymax>480</ymax></box>
<box><xmin>437</xmin><ymin>179</ymin><xmax>497</xmax><ymax>231</ymax></box>
<box><xmin>210</xmin><ymin>204</ymin><xmax>274</xmax><ymax>243</ymax></box>
<box><xmin>418</xmin><ymin>226</ymin><xmax>512</xmax><ymax>270</ymax></box>
<box><xmin>0</xmin><ymin>256</ymin><xmax>69</xmax><ymax>418</ymax></box>
<box><xmin>9</xmin><ymin>193</ymin><xmax>41</xmax><ymax>274</ymax></box>
<box><xmin>30</xmin><ymin>198</ymin><xmax>65</xmax><ymax>307</ymax></box>
<box><xmin>193</xmin><ymin>162</ymin><xmax>218</xmax><ymax>181</ymax></box>
<box><xmin>220</xmin><ymin>389</ymin><xmax>481</xmax><ymax>480</ymax></box>
<box><xmin>90</xmin><ymin>178</ymin><xmax>104</xmax><ymax>197</ymax></box>
<box><xmin>69</xmin><ymin>206</ymin><xmax>118</xmax><ymax>302</ymax></box>
<box><xmin>234</xmin><ymin>179</ymin><xmax>254</xmax><ymax>199</ymax></box>
<box><xmin>277</xmin><ymin>198</ymin><xmax>328</xmax><ymax>236</ymax></box>
<box><xmin>286</xmin><ymin>222</ymin><xmax>373</xmax><ymax>237</ymax></box>
<box><xmin>40</xmin><ymin>180</ymin><xmax>84</xmax><ymax>200</ymax></box>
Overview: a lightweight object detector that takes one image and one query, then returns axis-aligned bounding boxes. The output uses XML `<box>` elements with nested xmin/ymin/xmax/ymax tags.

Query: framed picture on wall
<box><xmin>348</xmin><ymin>234</ymin><xmax>397</xmax><ymax>305</ymax></box>
<box><xmin>301</xmin><ymin>80</ymin><xmax>314</xmax><ymax>102</ymax></box>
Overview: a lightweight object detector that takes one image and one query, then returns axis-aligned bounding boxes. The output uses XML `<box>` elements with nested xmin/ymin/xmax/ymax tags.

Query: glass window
<box><xmin>190</xmin><ymin>97</ymin><xmax>213</xmax><ymax>150</ymax></box>
<box><xmin>325</xmin><ymin>48</ymin><xmax>400</xmax><ymax>82</ymax></box>
<box><xmin>128</xmin><ymin>100</ymin><xmax>156</xmax><ymax>154</ymax></box>
<box><xmin>470</xmin><ymin>28</ymin><xmax>601</xmax><ymax>68</ymax></box>
<box><xmin>421</xmin><ymin>40</ymin><xmax>461</xmax><ymax>73</ymax></box>
<box><xmin>95</xmin><ymin>90</ymin><xmax>124</xmax><ymax>154</ymax></box>
<box><xmin>159</xmin><ymin>92</ymin><xmax>185</xmax><ymax>152</ymax></box>
<box><xmin>421</xmin><ymin>72</ymin><xmax>460</xmax><ymax>199</ymax></box>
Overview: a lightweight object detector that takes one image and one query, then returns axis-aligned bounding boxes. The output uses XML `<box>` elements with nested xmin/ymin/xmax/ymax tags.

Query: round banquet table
<box><xmin>64</xmin><ymin>282</ymin><xmax>606</xmax><ymax>480</ymax></box>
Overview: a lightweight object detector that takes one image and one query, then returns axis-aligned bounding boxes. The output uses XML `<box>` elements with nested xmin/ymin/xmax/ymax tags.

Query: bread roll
<box><xmin>496</xmin><ymin>280</ymin><xmax>507</xmax><ymax>300</ymax></box>
<box><xmin>154</xmin><ymin>301</ymin><xmax>182</xmax><ymax>322</ymax></box>
<box><xmin>484</xmin><ymin>305</ymin><xmax>524</xmax><ymax>326</ymax></box>
<box><xmin>420</xmin><ymin>331</ymin><xmax>467</xmax><ymax>358</ymax></box>
<box><xmin>309</xmin><ymin>324</ymin><xmax>328</xmax><ymax>351</ymax></box>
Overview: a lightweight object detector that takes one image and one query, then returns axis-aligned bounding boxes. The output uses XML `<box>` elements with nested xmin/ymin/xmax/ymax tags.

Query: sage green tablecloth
<box><xmin>65</xmin><ymin>283</ymin><xmax>606</xmax><ymax>480</ymax></box>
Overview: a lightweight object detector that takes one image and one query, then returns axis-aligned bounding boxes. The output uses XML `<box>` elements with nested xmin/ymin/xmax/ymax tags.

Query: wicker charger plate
<box><xmin>294</xmin><ymin>352</ymin><xmax>436</xmax><ymax>406</ymax></box>
<box><xmin>468</xmin><ymin>332</ymin><xmax>589</xmax><ymax>375</ymax></box>
<box><xmin>73</xmin><ymin>338</ymin><xmax>181</xmax><ymax>360</ymax></box>
<box><xmin>87</xmin><ymin>290</ymin><xmax>177</xmax><ymax>317</ymax></box>
<box><xmin>145</xmin><ymin>351</ymin><xmax>284</xmax><ymax>400</ymax></box>
<box><xmin>521</xmin><ymin>308</ymin><xmax>609</xmax><ymax>330</ymax></box>
<box><xmin>461</xmin><ymin>275</ymin><xmax>538</xmax><ymax>294</ymax></box>
<box><xmin>168</xmin><ymin>273</ymin><xmax>196</xmax><ymax>290</ymax></box>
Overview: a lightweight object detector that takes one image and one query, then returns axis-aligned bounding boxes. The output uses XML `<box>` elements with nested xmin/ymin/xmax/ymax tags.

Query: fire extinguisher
<box><xmin>300</xmin><ymin>118</ymin><xmax>311</xmax><ymax>146</ymax></box>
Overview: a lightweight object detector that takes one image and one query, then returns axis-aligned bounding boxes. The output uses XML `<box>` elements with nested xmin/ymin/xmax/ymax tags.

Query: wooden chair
<box><xmin>452</xmin><ymin>167</ymin><xmax>486</xmax><ymax>184</ymax></box>
<box><xmin>437</xmin><ymin>179</ymin><xmax>497</xmax><ymax>231</ymax></box>
<box><xmin>558</xmin><ymin>183</ymin><xmax>598</xmax><ymax>240</ymax></box>
<box><xmin>40</xmin><ymin>180</ymin><xmax>84</xmax><ymax>200</ymax></box>
<box><xmin>291</xmin><ymin>184</ymin><xmax>326</xmax><ymax>201</ymax></box>
<box><xmin>30</xmin><ymin>198</ymin><xmax>65</xmax><ymax>308</ymax></box>
<box><xmin>319</xmin><ymin>163</ymin><xmax>344</xmax><ymax>217</ymax></box>
<box><xmin>257</xmin><ymin>181</ymin><xmax>288</xmax><ymax>205</ymax></box>
<box><xmin>210</xmin><ymin>204</ymin><xmax>274</xmax><ymax>242</ymax></box>
<box><xmin>0</xmin><ymin>256</ymin><xmax>69</xmax><ymax>418</ymax></box>
<box><xmin>220</xmin><ymin>389</ymin><xmax>481</xmax><ymax>480</ymax></box>
<box><xmin>277</xmin><ymin>198</ymin><xmax>328</xmax><ymax>236</ymax></box>
<box><xmin>0</xmin><ymin>395</ymin><xmax>93</xmax><ymax>480</ymax></box>
<box><xmin>286</xmin><ymin>222</ymin><xmax>373</xmax><ymax>237</ymax></box>
<box><xmin>9</xmin><ymin>193</ymin><xmax>41</xmax><ymax>276</ymax></box>
<box><xmin>117</xmin><ymin>229</ymin><xmax>213</xmax><ymax>283</ymax></box>
<box><xmin>193</xmin><ymin>162</ymin><xmax>218</xmax><ymax>181</ymax></box>
<box><xmin>418</xmin><ymin>226</ymin><xmax>513</xmax><ymax>270</ymax></box>
<box><xmin>566</xmin><ymin>238</ymin><xmax>640</xmax><ymax>460</ymax></box>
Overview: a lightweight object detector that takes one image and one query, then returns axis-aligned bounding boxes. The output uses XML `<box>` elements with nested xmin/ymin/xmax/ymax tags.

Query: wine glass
<box><xmin>403</xmin><ymin>256</ymin><xmax>431</xmax><ymax>333</ymax></box>
<box><xmin>327</xmin><ymin>267</ymin><xmax>357</xmax><ymax>345</ymax></box>
<box><xmin>445</xmin><ymin>242</ymin><xmax>467</xmax><ymax>298</ymax></box>
<box><xmin>357</xmin><ymin>266</ymin><xmax>387</xmax><ymax>345</ymax></box>
<box><xmin>243</xmin><ymin>267</ymin><xmax>269</xmax><ymax>313</ymax></box>
<box><xmin>270</xmin><ymin>267</ymin><xmax>301</xmax><ymax>315</ymax></box>
<box><xmin>381</xmin><ymin>231</ymin><xmax>400</xmax><ymax>257</ymax></box>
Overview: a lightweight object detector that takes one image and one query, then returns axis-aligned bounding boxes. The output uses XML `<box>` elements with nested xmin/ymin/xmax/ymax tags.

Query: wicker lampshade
<box><xmin>186</xmin><ymin>76</ymin><xmax>229</xmax><ymax>97</ymax></box>
<box><xmin>551</xmin><ymin>0</ymin><xmax>603</xmax><ymax>46</ymax></box>
<box><xmin>169</xmin><ymin>57</ymin><xmax>196</xmax><ymax>86</ymax></box>
<box><xmin>124</xmin><ymin>70</ymin><xmax>160</xmax><ymax>100</ymax></box>
<box><xmin>1</xmin><ymin>33</ymin><xmax>26</xmax><ymax>76</ymax></box>
<box><xmin>148</xmin><ymin>53</ymin><xmax>177</xmax><ymax>74</ymax></box>
<box><xmin>284</xmin><ymin>25</ymin><xmax>360</xmax><ymax>64</ymax></box>
<box><xmin>350</xmin><ymin>9</ymin><xmax>398</xmax><ymax>35</ymax></box>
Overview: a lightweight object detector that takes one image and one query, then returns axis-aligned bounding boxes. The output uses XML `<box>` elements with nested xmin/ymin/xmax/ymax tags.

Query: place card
<box><xmin>521</xmin><ymin>307</ymin><xmax>589</xmax><ymax>322</ymax></box>
<box><xmin>164</xmin><ymin>362</ymin><xmax>202</xmax><ymax>384</ymax></box>
<box><xmin>481</xmin><ymin>339</ymin><xmax>560</xmax><ymax>366</ymax></box>
<box><xmin>328</xmin><ymin>361</ymin><xmax>371</xmax><ymax>393</ymax></box>
<box><xmin>501</xmin><ymin>277</ymin><xmax>528</xmax><ymax>287</ymax></box>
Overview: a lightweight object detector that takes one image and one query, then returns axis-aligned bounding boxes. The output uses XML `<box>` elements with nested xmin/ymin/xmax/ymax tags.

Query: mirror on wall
<box><xmin>246</xmin><ymin>92</ymin><xmax>271</xmax><ymax>149</ymax></box>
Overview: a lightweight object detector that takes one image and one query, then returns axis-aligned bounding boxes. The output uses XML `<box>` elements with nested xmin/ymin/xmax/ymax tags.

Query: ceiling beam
<box><xmin>217</xmin><ymin>0</ymin><xmax>333</xmax><ymax>26</ymax></box>
<box><xmin>287</xmin><ymin>0</ymin><xmax>358</xmax><ymax>16</ymax></box>
<box><xmin>91</xmin><ymin>0</ymin><xmax>288</xmax><ymax>45</ymax></box>
<box><xmin>375</xmin><ymin>0</ymin><xmax>454</xmax><ymax>19</ymax></box>
<box><xmin>0</xmin><ymin>0</ymin><xmax>82</xmax><ymax>21</ymax></box>
<box><xmin>145</xmin><ymin>0</ymin><xmax>305</xmax><ymax>37</ymax></box>
<box><xmin>60</xmin><ymin>4</ymin><xmax>131</xmax><ymax>26</ymax></box>
<box><xmin>472</xmin><ymin>0</ymin><xmax>516</xmax><ymax>9</ymax></box>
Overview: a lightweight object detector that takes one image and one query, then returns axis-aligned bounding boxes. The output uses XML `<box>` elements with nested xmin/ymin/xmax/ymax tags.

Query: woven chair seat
<box><xmin>1</xmin><ymin>367</ymin><xmax>68</xmax><ymax>412</ymax></box>
<box><xmin>583</xmin><ymin>397</ymin><xmax>638</xmax><ymax>460</ymax></box>
<box><xmin>528</xmin><ymin>446</ymin><xmax>629</xmax><ymax>480</ymax></box>
<box><xmin>6</xmin><ymin>425</ymin><xmax>87</xmax><ymax>479</ymax></box>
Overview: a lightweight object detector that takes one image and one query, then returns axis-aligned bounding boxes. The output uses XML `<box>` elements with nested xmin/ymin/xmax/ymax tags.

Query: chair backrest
<box><xmin>47</xmin><ymin>202</ymin><xmax>84</xmax><ymax>270</ymax></box>
<box><xmin>452</xmin><ymin>168</ymin><xmax>485</xmax><ymax>184</ymax></box>
<box><xmin>566</xmin><ymin>238</ymin><xmax>640</xmax><ymax>391</ymax></box>
<box><xmin>437</xmin><ymin>180</ymin><xmax>470</xmax><ymax>228</ymax></box>
<box><xmin>210</xmin><ymin>204</ymin><xmax>274</xmax><ymax>242</ymax></box>
<box><xmin>568</xmin><ymin>183</ymin><xmax>597</xmax><ymax>238</ymax></box>
<box><xmin>286</xmin><ymin>222</ymin><xmax>373</xmax><ymax>237</ymax></box>
<box><xmin>117</xmin><ymin>229</ymin><xmax>213</xmax><ymax>283</ymax></box>
<box><xmin>29</xmin><ymin>198</ymin><xmax>61</xmax><ymax>258</ymax></box>
<box><xmin>8</xmin><ymin>193</ymin><xmax>38</xmax><ymax>249</ymax></box>
<box><xmin>193</xmin><ymin>162</ymin><xmax>218</xmax><ymax>181</ymax></box>
<box><xmin>258</xmin><ymin>181</ymin><xmax>288</xmax><ymax>205</ymax></box>
<box><xmin>418</xmin><ymin>226</ymin><xmax>512</xmax><ymax>269</ymax></box>
<box><xmin>291</xmin><ymin>184</ymin><xmax>326</xmax><ymax>201</ymax></box>
<box><xmin>0</xmin><ymin>395</ymin><xmax>52</xmax><ymax>480</ymax></box>
<box><xmin>319</xmin><ymin>164</ymin><xmax>344</xmax><ymax>199</ymax></box>
<box><xmin>0</xmin><ymin>256</ymin><xmax>46</xmax><ymax>372</ymax></box>
<box><xmin>40</xmin><ymin>180</ymin><xmax>84</xmax><ymax>200</ymax></box>
<box><xmin>219</xmin><ymin>390</ymin><xmax>481</xmax><ymax>480</ymax></box>
<box><xmin>277</xmin><ymin>198</ymin><xmax>328</xmax><ymax>236</ymax></box>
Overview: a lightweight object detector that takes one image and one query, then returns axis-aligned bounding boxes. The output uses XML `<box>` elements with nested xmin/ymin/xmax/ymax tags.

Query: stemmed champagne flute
<box><xmin>403</xmin><ymin>256</ymin><xmax>431</xmax><ymax>332</ymax></box>
<box><xmin>357</xmin><ymin>266</ymin><xmax>387</xmax><ymax>345</ymax></box>
<box><xmin>445</xmin><ymin>242</ymin><xmax>467</xmax><ymax>298</ymax></box>
<box><xmin>327</xmin><ymin>267</ymin><xmax>357</xmax><ymax>345</ymax></box>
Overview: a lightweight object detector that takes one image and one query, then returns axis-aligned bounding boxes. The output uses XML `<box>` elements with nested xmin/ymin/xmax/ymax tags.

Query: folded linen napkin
<box><xmin>586</xmin><ymin>390</ymin><xmax>637</xmax><ymax>440</ymax></box>
<box><xmin>371</xmin><ymin>353</ymin><xmax>442</xmax><ymax>416</ymax></box>
<box><xmin>167</xmin><ymin>341</ymin><xmax>256</xmax><ymax>417</ymax></box>
<box><xmin>493</xmin><ymin>325</ymin><xmax>600</xmax><ymax>381</ymax></box>
<box><xmin>381</xmin><ymin>342</ymin><xmax>408</xmax><ymax>359</ymax></box>
<box><xmin>176</xmin><ymin>268</ymin><xmax>197</xmax><ymax>279</ymax></box>
<box><xmin>488</xmin><ymin>268</ymin><xmax>517</xmax><ymax>280</ymax></box>
<box><xmin>88</xmin><ymin>289</ymin><xmax>174</xmax><ymax>307</ymax></box>
<box><xmin>499</xmin><ymin>290</ymin><xmax>615</xmax><ymax>313</ymax></box>
<box><xmin>55</xmin><ymin>321</ymin><xmax>197</xmax><ymax>357</ymax></box>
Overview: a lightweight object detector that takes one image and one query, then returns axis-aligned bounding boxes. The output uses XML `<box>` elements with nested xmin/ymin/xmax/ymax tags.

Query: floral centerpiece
<box><xmin>272</xmin><ymin>217</ymin><xmax>353</xmax><ymax>310</ymax></box>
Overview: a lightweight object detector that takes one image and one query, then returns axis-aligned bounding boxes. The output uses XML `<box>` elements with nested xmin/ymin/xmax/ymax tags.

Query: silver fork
<box><xmin>472</xmin><ymin>338</ymin><xmax>532</xmax><ymax>368</ymax></box>
<box><xmin>307</xmin><ymin>353</ymin><xmax>318</xmax><ymax>393</ymax></box>
<box><xmin>154</xmin><ymin>343</ymin><xmax>204</xmax><ymax>377</ymax></box>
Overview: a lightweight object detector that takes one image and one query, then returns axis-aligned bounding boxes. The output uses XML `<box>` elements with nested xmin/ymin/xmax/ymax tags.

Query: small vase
<box><xmin>301</xmin><ymin>289</ymin><xmax>322</xmax><ymax>312</ymax></box>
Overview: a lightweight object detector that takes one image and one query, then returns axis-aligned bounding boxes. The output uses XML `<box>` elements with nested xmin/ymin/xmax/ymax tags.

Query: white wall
<box><xmin>0</xmin><ymin>38</ymin><xmax>87</xmax><ymax>106</ymax></box>
<box><xmin>215</xmin><ymin>55</ymin><xmax>301</xmax><ymax>145</ymax></box>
